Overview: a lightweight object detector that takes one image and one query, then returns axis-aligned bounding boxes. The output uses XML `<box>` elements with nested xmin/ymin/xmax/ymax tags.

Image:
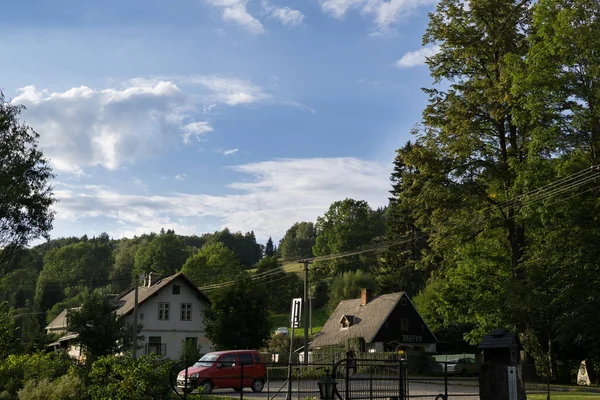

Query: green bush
<box><xmin>0</xmin><ymin>352</ymin><xmax>73</xmax><ymax>399</ymax></box>
<box><xmin>87</xmin><ymin>354</ymin><xmax>175</xmax><ymax>400</ymax></box>
<box><xmin>17</xmin><ymin>374</ymin><xmax>82</xmax><ymax>400</ymax></box>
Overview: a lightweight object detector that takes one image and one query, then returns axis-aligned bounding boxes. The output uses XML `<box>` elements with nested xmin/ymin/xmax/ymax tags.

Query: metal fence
<box><xmin>170</xmin><ymin>357</ymin><xmax>489</xmax><ymax>400</ymax></box>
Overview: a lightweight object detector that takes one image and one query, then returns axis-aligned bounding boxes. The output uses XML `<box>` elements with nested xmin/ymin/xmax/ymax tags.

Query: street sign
<box><xmin>290</xmin><ymin>298</ymin><xmax>302</xmax><ymax>328</ymax></box>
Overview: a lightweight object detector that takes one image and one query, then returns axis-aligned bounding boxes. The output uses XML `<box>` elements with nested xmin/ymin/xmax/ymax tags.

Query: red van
<box><xmin>177</xmin><ymin>350</ymin><xmax>266</xmax><ymax>394</ymax></box>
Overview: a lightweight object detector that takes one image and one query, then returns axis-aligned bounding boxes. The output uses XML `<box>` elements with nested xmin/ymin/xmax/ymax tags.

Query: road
<box><xmin>178</xmin><ymin>379</ymin><xmax>480</xmax><ymax>400</ymax></box>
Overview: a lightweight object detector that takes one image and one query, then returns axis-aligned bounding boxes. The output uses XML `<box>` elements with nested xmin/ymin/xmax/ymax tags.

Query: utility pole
<box><xmin>132</xmin><ymin>275</ymin><xmax>141</xmax><ymax>360</ymax></box>
<box><xmin>303</xmin><ymin>260</ymin><xmax>309</xmax><ymax>365</ymax></box>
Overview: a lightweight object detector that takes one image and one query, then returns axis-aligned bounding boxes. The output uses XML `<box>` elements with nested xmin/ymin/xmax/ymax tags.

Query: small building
<box><xmin>478</xmin><ymin>329</ymin><xmax>521</xmax><ymax>364</ymax></box>
<box><xmin>45</xmin><ymin>308</ymin><xmax>85</xmax><ymax>361</ymax></box>
<box><xmin>46</xmin><ymin>272</ymin><xmax>213</xmax><ymax>360</ymax></box>
<box><xmin>310</xmin><ymin>289</ymin><xmax>437</xmax><ymax>353</ymax></box>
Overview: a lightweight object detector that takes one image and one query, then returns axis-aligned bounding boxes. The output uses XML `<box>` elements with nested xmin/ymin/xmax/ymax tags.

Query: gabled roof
<box><xmin>478</xmin><ymin>329</ymin><xmax>521</xmax><ymax>349</ymax></box>
<box><xmin>116</xmin><ymin>272</ymin><xmax>211</xmax><ymax>317</ymax></box>
<box><xmin>310</xmin><ymin>292</ymin><xmax>404</xmax><ymax>349</ymax></box>
<box><xmin>45</xmin><ymin>307</ymin><xmax>81</xmax><ymax>331</ymax></box>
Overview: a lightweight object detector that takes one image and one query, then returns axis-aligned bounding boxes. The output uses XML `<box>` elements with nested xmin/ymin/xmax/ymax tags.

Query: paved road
<box><xmin>178</xmin><ymin>379</ymin><xmax>480</xmax><ymax>400</ymax></box>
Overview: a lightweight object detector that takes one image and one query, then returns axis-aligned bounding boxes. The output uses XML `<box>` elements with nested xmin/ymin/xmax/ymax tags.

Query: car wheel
<box><xmin>251</xmin><ymin>379</ymin><xmax>265</xmax><ymax>393</ymax></box>
<box><xmin>460</xmin><ymin>369</ymin><xmax>468</xmax><ymax>377</ymax></box>
<box><xmin>200</xmin><ymin>380</ymin><xmax>214</xmax><ymax>394</ymax></box>
<box><xmin>182</xmin><ymin>387</ymin><xmax>194</xmax><ymax>394</ymax></box>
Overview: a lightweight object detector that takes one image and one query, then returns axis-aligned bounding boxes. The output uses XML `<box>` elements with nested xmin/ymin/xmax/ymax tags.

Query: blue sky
<box><xmin>2</xmin><ymin>0</ymin><xmax>441</xmax><ymax>244</ymax></box>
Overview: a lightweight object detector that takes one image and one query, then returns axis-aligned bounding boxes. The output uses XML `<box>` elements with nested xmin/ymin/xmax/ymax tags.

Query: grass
<box><xmin>270</xmin><ymin>307</ymin><xmax>329</xmax><ymax>336</ymax></box>
<box><xmin>528</xmin><ymin>393</ymin><xmax>600</xmax><ymax>400</ymax></box>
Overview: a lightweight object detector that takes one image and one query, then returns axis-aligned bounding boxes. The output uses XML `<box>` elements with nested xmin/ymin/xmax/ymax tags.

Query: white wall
<box><xmin>123</xmin><ymin>277</ymin><xmax>213</xmax><ymax>360</ymax></box>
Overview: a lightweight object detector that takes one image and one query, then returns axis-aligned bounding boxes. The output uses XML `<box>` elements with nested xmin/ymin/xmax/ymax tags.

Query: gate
<box><xmin>332</xmin><ymin>358</ymin><xmax>408</xmax><ymax>400</ymax></box>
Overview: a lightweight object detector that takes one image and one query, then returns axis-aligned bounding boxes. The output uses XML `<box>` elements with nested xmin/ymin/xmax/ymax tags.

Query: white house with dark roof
<box><xmin>46</xmin><ymin>272</ymin><xmax>213</xmax><ymax>360</ymax></box>
<box><xmin>310</xmin><ymin>289</ymin><xmax>437</xmax><ymax>353</ymax></box>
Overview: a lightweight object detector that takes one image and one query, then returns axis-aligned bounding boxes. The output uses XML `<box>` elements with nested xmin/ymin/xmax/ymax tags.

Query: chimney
<box><xmin>361</xmin><ymin>288</ymin><xmax>372</xmax><ymax>306</ymax></box>
<box><xmin>147</xmin><ymin>272</ymin><xmax>153</xmax><ymax>288</ymax></box>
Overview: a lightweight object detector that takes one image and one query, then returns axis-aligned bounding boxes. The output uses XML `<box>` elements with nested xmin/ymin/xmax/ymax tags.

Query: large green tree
<box><xmin>133</xmin><ymin>230</ymin><xmax>190</xmax><ymax>278</ymax></box>
<box><xmin>0</xmin><ymin>92</ymin><xmax>55</xmax><ymax>270</ymax></box>
<box><xmin>181</xmin><ymin>242</ymin><xmax>241</xmax><ymax>287</ymax></box>
<box><xmin>203</xmin><ymin>274</ymin><xmax>271</xmax><ymax>350</ymax></box>
<box><xmin>279</xmin><ymin>222</ymin><xmax>317</xmax><ymax>261</ymax></box>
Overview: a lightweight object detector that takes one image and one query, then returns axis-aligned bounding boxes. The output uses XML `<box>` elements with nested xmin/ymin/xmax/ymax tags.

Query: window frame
<box><xmin>180</xmin><ymin>303</ymin><xmax>192</xmax><ymax>321</ymax></box>
<box><xmin>173</xmin><ymin>284</ymin><xmax>181</xmax><ymax>295</ymax></box>
<box><xmin>158</xmin><ymin>302</ymin><xmax>170</xmax><ymax>321</ymax></box>
<box><xmin>400</xmin><ymin>318</ymin><xmax>409</xmax><ymax>331</ymax></box>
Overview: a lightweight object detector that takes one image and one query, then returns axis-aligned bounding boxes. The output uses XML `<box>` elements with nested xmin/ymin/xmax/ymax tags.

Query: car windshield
<box><xmin>194</xmin><ymin>354</ymin><xmax>219</xmax><ymax>367</ymax></box>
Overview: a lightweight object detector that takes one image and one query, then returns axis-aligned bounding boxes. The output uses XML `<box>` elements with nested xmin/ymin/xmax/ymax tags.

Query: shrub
<box><xmin>17</xmin><ymin>374</ymin><xmax>82</xmax><ymax>400</ymax></box>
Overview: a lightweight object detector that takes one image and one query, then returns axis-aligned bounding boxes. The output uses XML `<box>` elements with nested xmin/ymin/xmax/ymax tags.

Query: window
<box><xmin>400</xmin><ymin>298</ymin><xmax>407</xmax><ymax>306</ymax></box>
<box><xmin>219</xmin><ymin>354</ymin><xmax>235</xmax><ymax>367</ymax></box>
<box><xmin>252</xmin><ymin>353</ymin><xmax>262</xmax><ymax>364</ymax></box>
<box><xmin>401</xmin><ymin>318</ymin><xmax>409</xmax><ymax>331</ymax></box>
<box><xmin>173</xmin><ymin>284</ymin><xmax>180</xmax><ymax>295</ymax></box>
<box><xmin>180</xmin><ymin>303</ymin><xmax>192</xmax><ymax>321</ymax></box>
<box><xmin>421</xmin><ymin>323</ymin><xmax>425</xmax><ymax>331</ymax></box>
<box><xmin>158</xmin><ymin>302</ymin><xmax>170</xmax><ymax>320</ymax></box>
<box><xmin>239</xmin><ymin>354</ymin><xmax>254</xmax><ymax>365</ymax></box>
<box><xmin>147</xmin><ymin>336</ymin><xmax>166</xmax><ymax>356</ymax></box>
<box><xmin>140</xmin><ymin>312</ymin><xmax>144</xmax><ymax>321</ymax></box>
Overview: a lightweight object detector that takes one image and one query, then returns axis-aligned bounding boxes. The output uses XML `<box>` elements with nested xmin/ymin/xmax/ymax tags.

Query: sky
<box><xmin>2</xmin><ymin>0</ymin><xmax>441</xmax><ymax>244</ymax></box>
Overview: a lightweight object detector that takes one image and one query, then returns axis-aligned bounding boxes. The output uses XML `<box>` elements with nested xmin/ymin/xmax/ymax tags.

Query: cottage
<box><xmin>310</xmin><ymin>289</ymin><xmax>437</xmax><ymax>353</ymax></box>
<box><xmin>46</xmin><ymin>272</ymin><xmax>213</xmax><ymax>360</ymax></box>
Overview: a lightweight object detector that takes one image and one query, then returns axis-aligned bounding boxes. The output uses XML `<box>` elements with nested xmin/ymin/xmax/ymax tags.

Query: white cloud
<box><xmin>182</xmin><ymin>121</ymin><xmax>214</xmax><ymax>144</ymax></box>
<box><xmin>175</xmin><ymin>174</ymin><xmax>188</xmax><ymax>181</ymax></box>
<box><xmin>189</xmin><ymin>75</ymin><xmax>270</xmax><ymax>106</ymax></box>
<box><xmin>13</xmin><ymin>81</ymin><xmax>193</xmax><ymax>173</ymax></box>
<box><xmin>320</xmin><ymin>0</ymin><xmax>437</xmax><ymax>31</ymax></box>
<box><xmin>396</xmin><ymin>45</ymin><xmax>440</xmax><ymax>68</ymax></box>
<box><xmin>222</xmin><ymin>148</ymin><xmax>239</xmax><ymax>155</ymax></box>
<box><xmin>262</xmin><ymin>1</ymin><xmax>305</xmax><ymax>26</ymax></box>
<box><xmin>52</xmin><ymin>157</ymin><xmax>391</xmax><ymax>241</ymax></box>
<box><xmin>207</xmin><ymin>0</ymin><xmax>265</xmax><ymax>34</ymax></box>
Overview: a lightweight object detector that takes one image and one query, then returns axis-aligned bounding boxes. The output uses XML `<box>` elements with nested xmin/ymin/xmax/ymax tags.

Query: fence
<box><xmin>170</xmin><ymin>357</ymin><xmax>489</xmax><ymax>400</ymax></box>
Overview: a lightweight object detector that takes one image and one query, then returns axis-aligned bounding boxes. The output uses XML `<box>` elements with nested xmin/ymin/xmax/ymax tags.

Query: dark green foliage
<box><xmin>35</xmin><ymin>242</ymin><xmax>113</xmax><ymax>311</ymax></box>
<box><xmin>326</xmin><ymin>271</ymin><xmax>378</xmax><ymax>313</ymax></box>
<box><xmin>204</xmin><ymin>274</ymin><xmax>271</xmax><ymax>350</ymax></box>
<box><xmin>205</xmin><ymin>229</ymin><xmax>262</xmax><ymax>268</ymax></box>
<box><xmin>134</xmin><ymin>230</ymin><xmax>190</xmax><ymax>277</ymax></box>
<box><xmin>313</xmin><ymin>199</ymin><xmax>385</xmax><ymax>277</ymax></box>
<box><xmin>264</xmin><ymin>237</ymin><xmax>275</xmax><ymax>257</ymax></box>
<box><xmin>181</xmin><ymin>242</ymin><xmax>241</xmax><ymax>287</ymax></box>
<box><xmin>67</xmin><ymin>290</ymin><xmax>141</xmax><ymax>360</ymax></box>
<box><xmin>86</xmin><ymin>354</ymin><xmax>174</xmax><ymax>400</ymax></box>
<box><xmin>0</xmin><ymin>352</ymin><xmax>73</xmax><ymax>399</ymax></box>
<box><xmin>279</xmin><ymin>222</ymin><xmax>317</xmax><ymax>261</ymax></box>
<box><xmin>0</xmin><ymin>92</ymin><xmax>55</xmax><ymax>271</ymax></box>
<box><xmin>0</xmin><ymin>302</ymin><xmax>18</xmax><ymax>358</ymax></box>
<box><xmin>18</xmin><ymin>374</ymin><xmax>82</xmax><ymax>400</ymax></box>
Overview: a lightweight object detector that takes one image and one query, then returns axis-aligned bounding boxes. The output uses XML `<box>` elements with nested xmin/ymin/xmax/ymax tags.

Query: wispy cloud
<box><xmin>396</xmin><ymin>45</ymin><xmax>440</xmax><ymax>68</ymax></box>
<box><xmin>188</xmin><ymin>75</ymin><xmax>270</xmax><ymax>106</ymax></box>
<box><xmin>262</xmin><ymin>1</ymin><xmax>305</xmax><ymax>27</ymax></box>
<box><xmin>320</xmin><ymin>0</ymin><xmax>437</xmax><ymax>32</ymax></box>
<box><xmin>206</xmin><ymin>0</ymin><xmax>265</xmax><ymax>34</ymax></box>
<box><xmin>222</xmin><ymin>148</ymin><xmax>239</xmax><ymax>155</ymax></box>
<box><xmin>52</xmin><ymin>158</ymin><xmax>392</xmax><ymax>241</ymax></box>
<box><xmin>183</xmin><ymin>121</ymin><xmax>214</xmax><ymax>144</ymax></box>
<box><xmin>175</xmin><ymin>174</ymin><xmax>188</xmax><ymax>181</ymax></box>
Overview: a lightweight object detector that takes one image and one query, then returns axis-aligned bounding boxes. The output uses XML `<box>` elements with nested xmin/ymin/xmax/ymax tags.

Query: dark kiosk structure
<box><xmin>477</xmin><ymin>329</ymin><xmax>526</xmax><ymax>400</ymax></box>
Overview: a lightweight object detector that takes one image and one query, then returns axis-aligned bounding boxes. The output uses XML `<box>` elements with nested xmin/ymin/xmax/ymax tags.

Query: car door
<box><xmin>216</xmin><ymin>354</ymin><xmax>238</xmax><ymax>388</ymax></box>
<box><xmin>238</xmin><ymin>353</ymin><xmax>256</xmax><ymax>386</ymax></box>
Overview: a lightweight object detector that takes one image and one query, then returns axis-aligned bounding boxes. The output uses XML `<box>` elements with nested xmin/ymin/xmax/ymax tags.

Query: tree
<box><xmin>326</xmin><ymin>270</ymin><xmax>378</xmax><ymax>313</ymax></box>
<box><xmin>264</xmin><ymin>237</ymin><xmax>275</xmax><ymax>257</ymax></box>
<box><xmin>203</xmin><ymin>274</ymin><xmax>271</xmax><ymax>350</ymax></box>
<box><xmin>67</xmin><ymin>290</ymin><xmax>140</xmax><ymax>360</ymax></box>
<box><xmin>313</xmin><ymin>199</ymin><xmax>383</xmax><ymax>277</ymax></box>
<box><xmin>204</xmin><ymin>228</ymin><xmax>263</xmax><ymax>268</ymax></box>
<box><xmin>255</xmin><ymin>257</ymin><xmax>302</xmax><ymax>314</ymax></box>
<box><xmin>35</xmin><ymin>241</ymin><xmax>113</xmax><ymax>311</ymax></box>
<box><xmin>181</xmin><ymin>242</ymin><xmax>241</xmax><ymax>287</ymax></box>
<box><xmin>133</xmin><ymin>230</ymin><xmax>189</xmax><ymax>277</ymax></box>
<box><xmin>0</xmin><ymin>301</ymin><xmax>18</xmax><ymax>358</ymax></box>
<box><xmin>0</xmin><ymin>92</ymin><xmax>55</xmax><ymax>270</ymax></box>
<box><xmin>109</xmin><ymin>238</ymin><xmax>140</xmax><ymax>293</ymax></box>
<box><xmin>279</xmin><ymin>222</ymin><xmax>317</xmax><ymax>261</ymax></box>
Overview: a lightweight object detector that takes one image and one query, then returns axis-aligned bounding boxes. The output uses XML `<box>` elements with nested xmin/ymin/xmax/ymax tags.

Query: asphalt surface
<box><xmin>177</xmin><ymin>378</ymin><xmax>481</xmax><ymax>400</ymax></box>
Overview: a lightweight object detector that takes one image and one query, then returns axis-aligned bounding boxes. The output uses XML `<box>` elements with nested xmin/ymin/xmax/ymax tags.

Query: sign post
<box><xmin>287</xmin><ymin>298</ymin><xmax>302</xmax><ymax>400</ymax></box>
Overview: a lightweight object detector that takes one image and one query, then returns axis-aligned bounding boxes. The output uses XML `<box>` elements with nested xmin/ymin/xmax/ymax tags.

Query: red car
<box><xmin>177</xmin><ymin>350</ymin><xmax>266</xmax><ymax>394</ymax></box>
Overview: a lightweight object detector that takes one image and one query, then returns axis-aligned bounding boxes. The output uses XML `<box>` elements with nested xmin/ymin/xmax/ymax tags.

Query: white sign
<box><xmin>290</xmin><ymin>298</ymin><xmax>302</xmax><ymax>328</ymax></box>
<box><xmin>401</xmin><ymin>335</ymin><xmax>423</xmax><ymax>342</ymax></box>
<box><xmin>507</xmin><ymin>366</ymin><xmax>517</xmax><ymax>400</ymax></box>
<box><xmin>578</xmin><ymin>360</ymin><xmax>591</xmax><ymax>386</ymax></box>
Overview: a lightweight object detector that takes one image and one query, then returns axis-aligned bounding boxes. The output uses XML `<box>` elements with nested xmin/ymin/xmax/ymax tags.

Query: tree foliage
<box><xmin>0</xmin><ymin>92</ymin><xmax>55</xmax><ymax>271</ymax></box>
<box><xmin>181</xmin><ymin>242</ymin><xmax>241</xmax><ymax>287</ymax></box>
<box><xmin>264</xmin><ymin>237</ymin><xmax>275</xmax><ymax>257</ymax></box>
<box><xmin>279</xmin><ymin>222</ymin><xmax>317</xmax><ymax>261</ymax></box>
<box><xmin>326</xmin><ymin>270</ymin><xmax>378</xmax><ymax>313</ymax></box>
<box><xmin>203</xmin><ymin>274</ymin><xmax>271</xmax><ymax>350</ymax></box>
<box><xmin>133</xmin><ymin>229</ymin><xmax>190</xmax><ymax>278</ymax></box>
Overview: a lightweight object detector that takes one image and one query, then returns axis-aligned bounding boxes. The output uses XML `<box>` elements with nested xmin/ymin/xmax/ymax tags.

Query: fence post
<box><xmin>444</xmin><ymin>361</ymin><xmax>448</xmax><ymax>400</ymax></box>
<box><xmin>240</xmin><ymin>364</ymin><xmax>245</xmax><ymax>400</ymax></box>
<box><xmin>345</xmin><ymin>358</ymin><xmax>350</xmax><ymax>400</ymax></box>
<box><xmin>287</xmin><ymin>363</ymin><xmax>293</xmax><ymax>400</ymax></box>
<box><xmin>398</xmin><ymin>359</ymin><xmax>403</xmax><ymax>400</ymax></box>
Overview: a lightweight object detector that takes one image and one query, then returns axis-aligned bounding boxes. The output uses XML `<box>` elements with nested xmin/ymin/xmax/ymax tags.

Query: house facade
<box><xmin>46</xmin><ymin>272</ymin><xmax>213</xmax><ymax>361</ymax></box>
<box><xmin>310</xmin><ymin>289</ymin><xmax>437</xmax><ymax>353</ymax></box>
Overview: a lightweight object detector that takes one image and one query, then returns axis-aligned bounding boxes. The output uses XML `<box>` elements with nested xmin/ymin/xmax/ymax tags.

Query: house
<box><xmin>46</xmin><ymin>272</ymin><xmax>213</xmax><ymax>360</ymax></box>
<box><xmin>46</xmin><ymin>308</ymin><xmax>85</xmax><ymax>361</ymax></box>
<box><xmin>310</xmin><ymin>289</ymin><xmax>437</xmax><ymax>353</ymax></box>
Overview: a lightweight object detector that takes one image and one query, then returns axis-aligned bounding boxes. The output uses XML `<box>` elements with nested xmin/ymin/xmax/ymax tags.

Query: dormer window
<box><xmin>339</xmin><ymin>314</ymin><xmax>354</xmax><ymax>329</ymax></box>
